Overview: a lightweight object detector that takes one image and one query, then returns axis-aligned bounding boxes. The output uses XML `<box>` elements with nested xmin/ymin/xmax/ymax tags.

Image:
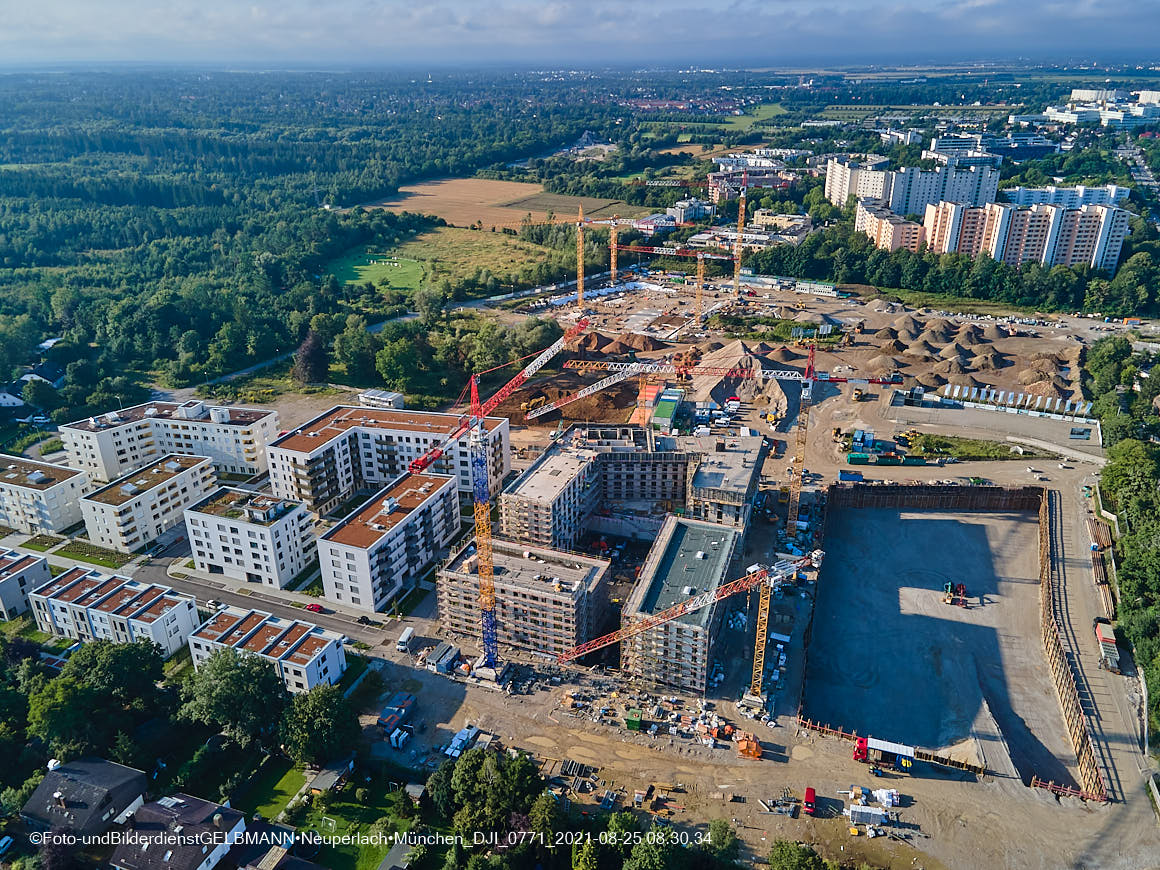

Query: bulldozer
<box><xmin>520</xmin><ymin>394</ymin><xmax>547</xmax><ymax>412</ymax></box>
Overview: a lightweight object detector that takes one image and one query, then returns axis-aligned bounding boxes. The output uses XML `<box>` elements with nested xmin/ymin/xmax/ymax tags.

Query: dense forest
<box><xmin>0</xmin><ymin>70</ymin><xmax>627</xmax><ymax>420</ymax></box>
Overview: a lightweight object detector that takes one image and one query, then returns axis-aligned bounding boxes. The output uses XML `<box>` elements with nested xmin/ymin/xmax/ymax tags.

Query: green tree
<box><xmin>414</xmin><ymin>287</ymin><xmax>447</xmax><ymax>328</ymax></box>
<box><xmin>427</xmin><ymin>760</ymin><xmax>457</xmax><ymax>819</ymax></box>
<box><xmin>572</xmin><ymin>840</ymin><xmax>598</xmax><ymax>870</ymax></box>
<box><xmin>59</xmin><ymin>639</ymin><xmax>163</xmax><ymax>712</ymax></box>
<box><xmin>623</xmin><ymin>831</ymin><xmax>674</xmax><ymax>870</ymax></box>
<box><xmin>292</xmin><ymin>330</ymin><xmax>329</xmax><ymax>384</ymax></box>
<box><xmin>767</xmin><ymin>840</ymin><xmax>827</xmax><ymax>870</ymax></box>
<box><xmin>527</xmin><ymin>792</ymin><xmax>561</xmax><ymax>850</ymax></box>
<box><xmin>375</xmin><ymin>338</ymin><xmax>420</xmax><ymax>391</ymax></box>
<box><xmin>180</xmin><ymin>648</ymin><xmax>288</xmax><ymax>746</ymax></box>
<box><xmin>280</xmin><ymin>685</ymin><xmax>359</xmax><ymax>764</ymax></box>
<box><xmin>27</xmin><ymin>677</ymin><xmax>107</xmax><ymax>755</ymax></box>
<box><xmin>704</xmin><ymin>819</ymin><xmax>740</xmax><ymax>862</ymax></box>
<box><xmin>21</xmin><ymin>379</ymin><xmax>59</xmax><ymax>411</ymax></box>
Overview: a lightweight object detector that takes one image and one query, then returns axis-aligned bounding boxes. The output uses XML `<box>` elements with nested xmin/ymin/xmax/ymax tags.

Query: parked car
<box><xmin>304</xmin><ymin>603</ymin><xmax>325</xmax><ymax>613</ymax></box>
<box><xmin>803</xmin><ymin>787</ymin><xmax>816</xmax><ymax>816</ymax></box>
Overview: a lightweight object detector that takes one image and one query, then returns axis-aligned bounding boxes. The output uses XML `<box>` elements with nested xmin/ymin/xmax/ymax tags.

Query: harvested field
<box><xmin>363</xmin><ymin>177</ymin><xmax>644</xmax><ymax>228</ymax></box>
<box><xmin>804</xmin><ymin>506</ymin><xmax>1079</xmax><ymax>788</ymax></box>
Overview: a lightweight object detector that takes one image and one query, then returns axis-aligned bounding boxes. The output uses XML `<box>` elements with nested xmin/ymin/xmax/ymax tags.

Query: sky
<box><xmin>0</xmin><ymin>0</ymin><xmax>1156</xmax><ymax>68</ymax></box>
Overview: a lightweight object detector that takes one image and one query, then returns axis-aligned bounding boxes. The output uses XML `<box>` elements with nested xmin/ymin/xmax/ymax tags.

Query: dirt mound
<box><xmin>893</xmin><ymin>314</ymin><xmax>922</xmax><ymax>333</ymax></box>
<box><xmin>880</xmin><ymin>339</ymin><xmax>909</xmax><ymax>355</ymax></box>
<box><xmin>957</xmin><ymin>323</ymin><xmax>984</xmax><ymax>340</ymax></box>
<box><xmin>768</xmin><ymin>346</ymin><xmax>801</xmax><ymax>363</ymax></box>
<box><xmin>918</xmin><ymin>326</ymin><xmax>953</xmax><ymax>344</ymax></box>
<box><xmin>916</xmin><ymin>372</ymin><xmax>947</xmax><ymax>389</ymax></box>
<box><xmin>1050</xmin><ymin>375</ymin><xmax>1071</xmax><ymax>390</ymax></box>
<box><xmin>697</xmin><ymin>340</ymin><xmax>725</xmax><ymax>353</ymax></box>
<box><xmin>866</xmin><ymin>354</ymin><xmax>901</xmax><ymax>372</ymax></box>
<box><xmin>602</xmin><ymin>339</ymin><xmax>635</xmax><ymax>355</ymax></box>
<box><xmin>688</xmin><ymin>340</ymin><xmax>794</xmax><ymax>413</ymax></box>
<box><xmin>617</xmin><ymin>333</ymin><xmax>668</xmax><ymax>352</ymax></box>
<box><xmin>1018</xmin><ymin>368</ymin><xmax>1047</xmax><ymax>385</ymax></box>
<box><xmin>752</xmin><ymin>341</ymin><xmax>777</xmax><ymax>354</ymax></box>
<box><xmin>570</xmin><ymin>331</ymin><xmax>615</xmax><ymax>352</ymax></box>
<box><xmin>970</xmin><ymin>351</ymin><xmax>1005</xmax><ymax>371</ymax></box>
<box><xmin>948</xmin><ymin>373</ymin><xmax>982</xmax><ymax>388</ymax></box>
<box><xmin>498</xmin><ymin>371</ymin><xmax>637</xmax><ymax>425</ymax></box>
<box><xmin>904</xmin><ymin>340</ymin><xmax>938</xmax><ymax>359</ymax></box>
<box><xmin>794</xmin><ymin>310</ymin><xmax>834</xmax><ymax>324</ymax></box>
<box><xmin>982</xmin><ymin>324</ymin><xmax>1010</xmax><ymax>340</ymax></box>
<box><xmin>1025</xmin><ymin>380</ymin><xmax>1066</xmax><ymax>400</ymax></box>
<box><xmin>937</xmin><ymin>342</ymin><xmax>972</xmax><ymax>361</ymax></box>
<box><xmin>874</xmin><ymin>327</ymin><xmax>900</xmax><ymax>340</ymax></box>
<box><xmin>1031</xmin><ymin>357</ymin><xmax>1060</xmax><ymax>373</ymax></box>
<box><xmin>872</xmin><ymin>299</ymin><xmax>902</xmax><ymax>313</ymax></box>
<box><xmin>934</xmin><ymin>359</ymin><xmax>968</xmax><ymax>375</ymax></box>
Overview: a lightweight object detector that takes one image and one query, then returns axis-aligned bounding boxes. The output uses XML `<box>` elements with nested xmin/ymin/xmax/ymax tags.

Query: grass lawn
<box><xmin>300</xmin><ymin>779</ymin><xmax>413</xmax><ymax>870</ymax></box>
<box><xmin>338</xmin><ymin>654</ymin><xmax>369</xmax><ymax>693</ymax></box>
<box><xmin>388</xmin><ymin>227</ymin><xmax>560</xmax><ymax>286</ymax></box>
<box><xmin>910</xmin><ymin>434</ymin><xmax>1044</xmax><ymax>461</ymax></box>
<box><xmin>21</xmin><ymin>534</ymin><xmax>63</xmax><ymax>552</ymax></box>
<box><xmin>233</xmin><ymin>756</ymin><xmax>306</xmax><ymax>820</ymax></box>
<box><xmin>55</xmin><ymin>541</ymin><xmax>133</xmax><ymax>568</ymax></box>
<box><xmin>726</xmin><ymin>103</ymin><xmax>786</xmax><ymax>129</ymax></box>
<box><xmin>163</xmin><ymin>647</ymin><xmax>196</xmax><ymax>683</ymax></box>
<box><xmin>328</xmin><ymin>245</ymin><xmax>426</xmax><ymax>294</ymax></box>
<box><xmin>0</xmin><ymin>615</ymin><xmax>71</xmax><ymax>651</ymax></box>
<box><xmin>199</xmin><ymin>361</ymin><xmax>350</xmax><ymax>406</ymax></box>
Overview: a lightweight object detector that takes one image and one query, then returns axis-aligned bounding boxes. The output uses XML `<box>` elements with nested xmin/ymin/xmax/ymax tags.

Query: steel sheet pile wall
<box><xmin>826</xmin><ymin>483</ymin><xmax>1042</xmax><ymax>511</ymax></box>
<box><xmin>1037</xmin><ymin>491</ymin><xmax>1109</xmax><ymax>802</ymax></box>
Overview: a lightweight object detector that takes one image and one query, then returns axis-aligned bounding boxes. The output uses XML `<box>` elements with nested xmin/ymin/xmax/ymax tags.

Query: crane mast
<box><xmin>469</xmin><ymin>377</ymin><xmax>499</xmax><ymax>667</ymax></box>
<box><xmin>576</xmin><ymin>205</ymin><xmax>585</xmax><ymax>309</ymax></box>
<box><xmin>733</xmin><ymin>171</ymin><xmax>748</xmax><ymax>298</ymax></box>
<box><xmin>558</xmin><ymin>552</ymin><xmax>822</xmax><ymax>664</ymax></box>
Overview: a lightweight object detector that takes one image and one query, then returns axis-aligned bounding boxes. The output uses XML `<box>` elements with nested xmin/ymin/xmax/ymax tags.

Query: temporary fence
<box><xmin>826</xmin><ymin>482</ymin><xmax>1041</xmax><ymax>512</ymax></box>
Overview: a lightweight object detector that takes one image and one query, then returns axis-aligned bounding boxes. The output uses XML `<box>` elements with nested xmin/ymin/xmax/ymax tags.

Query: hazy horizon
<box><xmin>2</xmin><ymin>0</ymin><xmax>1158</xmax><ymax>69</ymax></box>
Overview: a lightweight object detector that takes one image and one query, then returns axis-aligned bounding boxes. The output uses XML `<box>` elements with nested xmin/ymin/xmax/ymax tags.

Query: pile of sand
<box><xmin>872</xmin><ymin>300</ymin><xmax>902</xmax><ymax>313</ymax></box>
<box><xmin>918</xmin><ymin>326</ymin><xmax>953</xmax><ymax>345</ymax></box>
<box><xmin>1025</xmin><ymin>380</ymin><xmax>1067</xmax><ymax>400</ymax></box>
<box><xmin>768</xmin><ymin>346</ymin><xmax>801</xmax><ymax>363</ymax></box>
<box><xmin>602</xmin><ymin>339</ymin><xmax>635</xmax><ymax>355</ymax></box>
<box><xmin>866</xmin><ymin>354</ymin><xmax>901</xmax><ymax>372</ymax></box>
<box><xmin>970</xmin><ymin>349</ymin><xmax>1005</xmax><ymax>371</ymax></box>
<box><xmin>957</xmin><ymin>323</ymin><xmax>984</xmax><ymax>341</ymax></box>
<box><xmin>934</xmin><ymin>359</ymin><xmax>968</xmax><ymax>375</ymax></box>
<box><xmin>697</xmin><ymin>340</ymin><xmax>725</xmax><ymax>353</ymax></box>
<box><xmin>1031</xmin><ymin>357</ymin><xmax>1060</xmax><ymax>373</ymax></box>
<box><xmin>948</xmin><ymin>373</ymin><xmax>982</xmax><ymax>388</ymax></box>
<box><xmin>904</xmin><ymin>340</ymin><xmax>938</xmax><ymax>359</ymax></box>
<box><xmin>571</xmin><ymin>331</ymin><xmax>615</xmax><ymax>352</ymax></box>
<box><xmin>874</xmin><ymin>327</ymin><xmax>900</xmax><ymax>340</ymax></box>
<box><xmin>1018</xmin><ymin>368</ymin><xmax>1047</xmax><ymax>385</ymax></box>
<box><xmin>916</xmin><ymin>372</ymin><xmax>947</xmax><ymax>389</ymax></box>
<box><xmin>880</xmin><ymin>339</ymin><xmax>909</xmax><ymax>355</ymax></box>
<box><xmin>982</xmin><ymin>324</ymin><xmax>1009</xmax><ymax>340</ymax></box>
<box><xmin>687</xmin><ymin>340</ymin><xmax>793</xmax><ymax>413</ymax></box>
<box><xmin>893</xmin><ymin>315</ymin><xmax>923</xmax><ymax>341</ymax></box>
<box><xmin>617</xmin><ymin>333</ymin><xmax>668</xmax><ymax>352</ymax></box>
<box><xmin>938</xmin><ymin>342</ymin><xmax>972</xmax><ymax>361</ymax></box>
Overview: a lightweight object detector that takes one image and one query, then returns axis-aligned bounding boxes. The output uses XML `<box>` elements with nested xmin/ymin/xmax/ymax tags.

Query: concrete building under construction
<box><xmin>620</xmin><ymin>516</ymin><xmax>739</xmax><ymax>693</ymax></box>
<box><xmin>499</xmin><ymin>424</ymin><xmax>763</xmax><ymax>551</ymax></box>
<box><xmin>436</xmin><ymin>539</ymin><xmax>612</xmax><ymax>659</ymax></box>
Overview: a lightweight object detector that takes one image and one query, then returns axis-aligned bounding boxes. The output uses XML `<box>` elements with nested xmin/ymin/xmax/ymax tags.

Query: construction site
<box><xmin>355</xmin><ymin>189</ymin><xmax>1160</xmax><ymax>869</ymax></box>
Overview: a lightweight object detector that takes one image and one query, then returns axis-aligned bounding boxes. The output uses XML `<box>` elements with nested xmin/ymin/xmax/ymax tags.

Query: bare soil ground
<box><xmin>361</xmin><ymin>177</ymin><xmax>643</xmax><ymax>228</ymax></box>
<box><xmin>805</xmin><ymin>507</ymin><xmax>1078</xmax><ymax>788</ymax></box>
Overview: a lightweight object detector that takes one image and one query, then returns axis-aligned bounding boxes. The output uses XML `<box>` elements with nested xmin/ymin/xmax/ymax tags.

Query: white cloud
<box><xmin>0</xmin><ymin>0</ymin><xmax>1155</xmax><ymax>65</ymax></box>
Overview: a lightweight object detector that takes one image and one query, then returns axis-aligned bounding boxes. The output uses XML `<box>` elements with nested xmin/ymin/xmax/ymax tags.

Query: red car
<box><xmin>304</xmin><ymin>603</ymin><xmax>325</xmax><ymax>613</ymax></box>
<box><xmin>803</xmin><ymin>787</ymin><xmax>816</xmax><ymax>816</ymax></box>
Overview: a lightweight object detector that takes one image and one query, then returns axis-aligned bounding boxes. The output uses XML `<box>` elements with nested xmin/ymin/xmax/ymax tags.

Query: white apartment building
<box><xmin>267</xmin><ymin>406</ymin><xmax>510</xmax><ymax>515</ymax></box>
<box><xmin>318</xmin><ymin>472</ymin><xmax>458</xmax><ymax>612</ymax></box>
<box><xmin>184</xmin><ymin>488</ymin><xmax>315</xmax><ymax>588</ymax></box>
<box><xmin>30</xmin><ymin>568</ymin><xmax>198</xmax><ymax>657</ymax></box>
<box><xmin>0</xmin><ymin>547</ymin><xmax>50</xmax><ymax>620</ymax></box>
<box><xmin>0</xmin><ymin>457</ymin><xmax>88</xmax><ymax>534</ymax></box>
<box><xmin>923</xmin><ymin>201</ymin><xmax>1130</xmax><ymax>274</ymax></box>
<box><xmin>824</xmin><ymin>156</ymin><xmax>892</xmax><ymax>207</ymax></box>
<box><xmin>1002</xmin><ymin>184</ymin><xmax>1130</xmax><ymax>208</ymax></box>
<box><xmin>825</xmin><ymin>158</ymin><xmax>999</xmax><ymax>214</ymax></box>
<box><xmin>59</xmin><ymin>400</ymin><xmax>279</xmax><ymax>483</ymax></box>
<box><xmin>81</xmin><ymin>455</ymin><xmax>215</xmax><ymax>553</ymax></box>
<box><xmin>188</xmin><ymin>606</ymin><xmax>346</xmax><ymax>693</ymax></box>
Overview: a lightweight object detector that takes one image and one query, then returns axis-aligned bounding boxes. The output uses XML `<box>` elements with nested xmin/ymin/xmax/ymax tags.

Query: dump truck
<box><xmin>1094</xmin><ymin>618</ymin><xmax>1120</xmax><ymax>673</ymax></box>
<box><xmin>852</xmin><ymin>388</ymin><xmax>865</xmax><ymax>401</ymax></box>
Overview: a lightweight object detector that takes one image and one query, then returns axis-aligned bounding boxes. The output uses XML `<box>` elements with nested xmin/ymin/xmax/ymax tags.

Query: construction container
<box><xmin>876</xmin><ymin>454</ymin><xmax>903</xmax><ymax>466</ymax></box>
<box><xmin>901</xmin><ymin>455</ymin><xmax>926</xmax><ymax>466</ymax></box>
<box><xmin>838</xmin><ymin>470</ymin><xmax>863</xmax><ymax>482</ymax></box>
<box><xmin>846</xmin><ymin>453</ymin><xmax>871</xmax><ymax>465</ymax></box>
<box><xmin>626</xmin><ymin>709</ymin><xmax>643</xmax><ymax>731</ymax></box>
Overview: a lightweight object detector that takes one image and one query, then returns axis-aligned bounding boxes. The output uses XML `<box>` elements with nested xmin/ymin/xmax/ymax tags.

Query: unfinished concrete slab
<box><xmin>804</xmin><ymin>506</ymin><xmax>1079</xmax><ymax>788</ymax></box>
